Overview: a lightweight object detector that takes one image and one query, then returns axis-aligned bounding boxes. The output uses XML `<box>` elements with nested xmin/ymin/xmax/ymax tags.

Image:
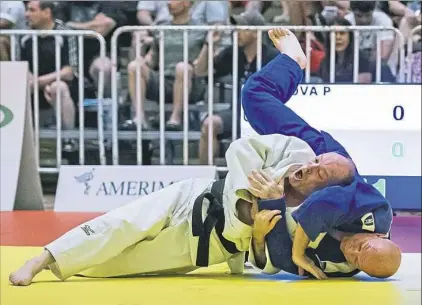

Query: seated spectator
<box><xmin>193</xmin><ymin>11</ymin><xmax>279</xmax><ymax>164</ymax></box>
<box><xmin>21</xmin><ymin>1</ymin><xmax>79</xmax><ymax>152</ymax></box>
<box><xmin>0</xmin><ymin>1</ymin><xmax>26</xmax><ymax>61</ymax></box>
<box><xmin>136</xmin><ymin>1</ymin><xmax>172</xmax><ymax>26</ymax></box>
<box><xmin>401</xmin><ymin>27</ymin><xmax>421</xmax><ymax>83</ymax></box>
<box><xmin>345</xmin><ymin>1</ymin><xmax>396</xmax><ymax>75</ymax></box>
<box><xmin>320</xmin><ymin>1</ymin><xmax>350</xmax><ymax>23</ymax></box>
<box><xmin>131</xmin><ymin>1</ymin><xmax>229</xmax><ymax>59</ymax></box>
<box><xmin>125</xmin><ymin>0</ymin><xmax>207</xmax><ymax>131</ymax></box>
<box><xmin>229</xmin><ymin>1</ymin><xmax>272</xmax><ymax>15</ymax></box>
<box><xmin>318</xmin><ymin>18</ymin><xmax>373</xmax><ymax>83</ymax></box>
<box><xmin>377</xmin><ymin>0</ymin><xmax>420</xmax><ymax>27</ymax></box>
<box><xmin>398</xmin><ymin>2</ymin><xmax>421</xmax><ymax>42</ymax></box>
<box><xmin>55</xmin><ymin>1</ymin><xmax>130</xmax><ymax>99</ymax></box>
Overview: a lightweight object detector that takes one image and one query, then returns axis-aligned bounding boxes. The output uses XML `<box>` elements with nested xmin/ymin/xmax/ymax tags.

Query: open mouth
<box><xmin>294</xmin><ymin>169</ymin><xmax>303</xmax><ymax>180</ymax></box>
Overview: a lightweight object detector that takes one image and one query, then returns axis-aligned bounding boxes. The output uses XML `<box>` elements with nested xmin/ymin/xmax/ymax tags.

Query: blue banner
<box><xmin>363</xmin><ymin>176</ymin><xmax>421</xmax><ymax>211</ymax></box>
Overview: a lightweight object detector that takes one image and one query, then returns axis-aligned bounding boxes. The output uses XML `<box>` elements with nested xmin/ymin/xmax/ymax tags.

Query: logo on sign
<box><xmin>74</xmin><ymin>168</ymin><xmax>96</xmax><ymax>195</ymax></box>
<box><xmin>0</xmin><ymin>105</ymin><xmax>14</xmax><ymax>128</ymax></box>
<box><xmin>73</xmin><ymin>168</ymin><xmax>179</xmax><ymax>196</ymax></box>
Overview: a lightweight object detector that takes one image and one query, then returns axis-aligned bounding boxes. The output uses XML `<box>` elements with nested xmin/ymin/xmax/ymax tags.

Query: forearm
<box><xmin>379</xmin><ymin>40</ymin><xmax>395</xmax><ymax>61</ymax></box>
<box><xmin>136</xmin><ymin>11</ymin><xmax>153</xmax><ymax>25</ymax></box>
<box><xmin>388</xmin><ymin>0</ymin><xmax>410</xmax><ymax>17</ymax></box>
<box><xmin>292</xmin><ymin>223</ymin><xmax>310</xmax><ymax>257</ymax></box>
<box><xmin>251</xmin><ymin>234</ymin><xmax>267</xmax><ymax>269</ymax></box>
<box><xmin>280</xmin><ymin>1</ymin><xmax>290</xmax><ymax>15</ymax></box>
<box><xmin>37</xmin><ymin>66</ymin><xmax>73</xmax><ymax>89</ymax></box>
<box><xmin>193</xmin><ymin>45</ymin><xmax>209</xmax><ymax>76</ymax></box>
<box><xmin>67</xmin><ymin>18</ymin><xmax>116</xmax><ymax>37</ymax></box>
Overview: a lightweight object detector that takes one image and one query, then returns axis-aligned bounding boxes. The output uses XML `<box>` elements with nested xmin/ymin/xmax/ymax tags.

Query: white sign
<box><xmin>0</xmin><ymin>62</ymin><xmax>44</xmax><ymax>211</ymax></box>
<box><xmin>241</xmin><ymin>84</ymin><xmax>422</xmax><ymax>176</ymax></box>
<box><xmin>54</xmin><ymin>165</ymin><xmax>218</xmax><ymax>212</ymax></box>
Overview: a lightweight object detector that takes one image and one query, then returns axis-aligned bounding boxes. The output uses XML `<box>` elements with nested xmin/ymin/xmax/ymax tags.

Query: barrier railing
<box><xmin>111</xmin><ymin>25</ymin><xmax>406</xmax><ymax>169</ymax></box>
<box><xmin>0</xmin><ymin>25</ymin><xmax>411</xmax><ymax>173</ymax></box>
<box><xmin>0</xmin><ymin>29</ymin><xmax>107</xmax><ymax>173</ymax></box>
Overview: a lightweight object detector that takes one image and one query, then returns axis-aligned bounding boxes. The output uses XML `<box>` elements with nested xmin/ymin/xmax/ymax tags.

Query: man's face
<box><xmin>353</xmin><ymin>10</ymin><xmax>374</xmax><ymax>25</ymax></box>
<box><xmin>168</xmin><ymin>0</ymin><xmax>189</xmax><ymax>17</ymax></box>
<box><xmin>26</xmin><ymin>1</ymin><xmax>49</xmax><ymax>29</ymax></box>
<box><xmin>288</xmin><ymin>152</ymin><xmax>354</xmax><ymax>197</ymax></box>
<box><xmin>238</xmin><ymin>29</ymin><xmax>256</xmax><ymax>47</ymax></box>
<box><xmin>340</xmin><ymin>233</ymin><xmax>401</xmax><ymax>278</ymax></box>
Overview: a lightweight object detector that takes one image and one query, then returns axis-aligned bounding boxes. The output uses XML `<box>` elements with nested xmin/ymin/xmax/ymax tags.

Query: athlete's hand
<box><xmin>248</xmin><ymin>170</ymin><xmax>284</xmax><ymax>200</ymax></box>
<box><xmin>252</xmin><ymin>210</ymin><xmax>282</xmax><ymax>240</ymax></box>
<box><xmin>292</xmin><ymin>224</ymin><xmax>328</xmax><ymax>280</ymax></box>
<box><xmin>292</xmin><ymin>253</ymin><xmax>328</xmax><ymax>280</ymax></box>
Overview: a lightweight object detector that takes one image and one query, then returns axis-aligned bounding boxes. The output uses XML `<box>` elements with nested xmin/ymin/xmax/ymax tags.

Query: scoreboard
<box><xmin>241</xmin><ymin>84</ymin><xmax>421</xmax><ymax>210</ymax></box>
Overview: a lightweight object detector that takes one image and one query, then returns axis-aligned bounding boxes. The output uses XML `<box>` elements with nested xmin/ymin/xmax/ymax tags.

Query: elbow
<box><xmin>98</xmin><ymin>18</ymin><xmax>116</xmax><ymax>36</ymax></box>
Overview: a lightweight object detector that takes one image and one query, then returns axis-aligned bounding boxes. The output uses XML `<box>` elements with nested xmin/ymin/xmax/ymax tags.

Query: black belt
<box><xmin>192</xmin><ymin>178</ymin><xmax>240</xmax><ymax>267</ymax></box>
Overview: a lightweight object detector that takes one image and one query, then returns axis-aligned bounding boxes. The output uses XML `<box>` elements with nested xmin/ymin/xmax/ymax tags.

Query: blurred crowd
<box><xmin>0</xmin><ymin>1</ymin><xmax>421</xmax><ymax>164</ymax></box>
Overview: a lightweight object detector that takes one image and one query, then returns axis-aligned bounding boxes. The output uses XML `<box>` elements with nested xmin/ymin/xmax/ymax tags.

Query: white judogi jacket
<box><xmin>220</xmin><ymin>134</ymin><xmax>316</xmax><ymax>273</ymax></box>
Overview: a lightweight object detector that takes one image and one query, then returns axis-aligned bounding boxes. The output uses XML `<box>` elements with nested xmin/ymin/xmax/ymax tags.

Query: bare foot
<box><xmin>9</xmin><ymin>259</ymin><xmax>42</xmax><ymax>286</ymax></box>
<box><xmin>9</xmin><ymin>250</ymin><xmax>54</xmax><ymax>286</ymax></box>
<box><xmin>268</xmin><ymin>28</ymin><xmax>307</xmax><ymax>69</ymax></box>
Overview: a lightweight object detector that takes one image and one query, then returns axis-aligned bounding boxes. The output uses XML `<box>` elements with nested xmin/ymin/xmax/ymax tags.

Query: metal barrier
<box><xmin>111</xmin><ymin>25</ymin><xmax>406</xmax><ymax>170</ymax></box>
<box><xmin>0</xmin><ymin>29</ymin><xmax>107</xmax><ymax>173</ymax></box>
<box><xmin>406</xmin><ymin>25</ymin><xmax>422</xmax><ymax>83</ymax></box>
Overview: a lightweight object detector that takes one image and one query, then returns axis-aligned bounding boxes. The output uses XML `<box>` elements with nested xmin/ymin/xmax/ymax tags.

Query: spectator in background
<box><xmin>21</xmin><ymin>1</ymin><xmax>78</xmax><ymax>152</ymax></box>
<box><xmin>345</xmin><ymin>1</ymin><xmax>396</xmax><ymax>76</ymax></box>
<box><xmin>318</xmin><ymin>18</ymin><xmax>373</xmax><ymax>83</ymax></box>
<box><xmin>401</xmin><ymin>26</ymin><xmax>421</xmax><ymax>83</ymax></box>
<box><xmin>125</xmin><ymin>0</ymin><xmax>208</xmax><ymax>131</ymax></box>
<box><xmin>132</xmin><ymin>1</ymin><xmax>229</xmax><ymax>58</ymax></box>
<box><xmin>55</xmin><ymin>1</ymin><xmax>129</xmax><ymax>99</ymax></box>
<box><xmin>0</xmin><ymin>1</ymin><xmax>26</xmax><ymax>61</ymax></box>
<box><xmin>193</xmin><ymin>11</ymin><xmax>279</xmax><ymax>165</ymax></box>
<box><xmin>136</xmin><ymin>1</ymin><xmax>172</xmax><ymax>26</ymax></box>
<box><xmin>398</xmin><ymin>1</ymin><xmax>421</xmax><ymax>42</ymax></box>
<box><xmin>377</xmin><ymin>0</ymin><xmax>419</xmax><ymax>27</ymax></box>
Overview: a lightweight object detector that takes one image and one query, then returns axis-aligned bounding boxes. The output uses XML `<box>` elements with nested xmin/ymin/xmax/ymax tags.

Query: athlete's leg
<box><xmin>242</xmin><ymin>28</ymin><xmax>328</xmax><ymax>155</ymax></box>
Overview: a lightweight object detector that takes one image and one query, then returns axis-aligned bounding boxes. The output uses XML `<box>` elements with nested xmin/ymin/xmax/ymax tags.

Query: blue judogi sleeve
<box><xmin>258</xmin><ymin>199</ymin><xmax>298</xmax><ymax>274</ymax></box>
<box><xmin>242</xmin><ymin>54</ymin><xmax>393</xmax><ymax>241</ymax></box>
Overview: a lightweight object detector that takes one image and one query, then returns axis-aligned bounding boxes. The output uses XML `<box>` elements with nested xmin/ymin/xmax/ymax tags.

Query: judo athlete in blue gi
<box><xmin>243</xmin><ymin>28</ymin><xmax>402</xmax><ymax>279</ymax></box>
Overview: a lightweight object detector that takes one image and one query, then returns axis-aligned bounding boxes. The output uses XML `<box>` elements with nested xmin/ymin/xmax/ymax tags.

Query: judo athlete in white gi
<box><xmin>10</xmin><ymin>29</ymin><xmax>355</xmax><ymax>287</ymax></box>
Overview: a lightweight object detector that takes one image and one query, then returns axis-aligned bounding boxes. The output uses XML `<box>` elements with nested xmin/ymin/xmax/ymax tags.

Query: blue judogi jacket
<box><xmin>243</xmin><ymin>54</ymin><xmax>393</xmax><ymax>276</ymax></box>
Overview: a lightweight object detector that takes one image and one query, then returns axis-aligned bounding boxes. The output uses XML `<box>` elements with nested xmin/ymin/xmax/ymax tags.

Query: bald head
<box><xmin>358</xmin><ymin>238</ymin><xmax>402</xmax><ymax>278</ymax></box>
<box><xmin>341</xmin><ymin>233</ymin><xmax>402</xmax><ymax>278</ymax></box>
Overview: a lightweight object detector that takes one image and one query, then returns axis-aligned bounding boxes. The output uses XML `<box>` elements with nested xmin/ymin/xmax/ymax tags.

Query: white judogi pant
<box><xmin>46</xmin><ymin>178</ymin><xmax>249</xmax><ymax>280</ymax></box>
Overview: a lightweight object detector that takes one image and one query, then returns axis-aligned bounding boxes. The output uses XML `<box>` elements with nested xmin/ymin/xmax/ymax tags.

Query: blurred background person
<box><xmin>0</xmin><ymin>1</ymin><xmax>25</xmax><ymax>61</ymax></box>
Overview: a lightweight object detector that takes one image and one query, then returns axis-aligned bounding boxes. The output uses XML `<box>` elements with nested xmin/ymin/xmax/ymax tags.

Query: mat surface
<box><xmin>1</xmin><ymin>212</ymin><xmax>421</xmax><ymax>305</ymax></box>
